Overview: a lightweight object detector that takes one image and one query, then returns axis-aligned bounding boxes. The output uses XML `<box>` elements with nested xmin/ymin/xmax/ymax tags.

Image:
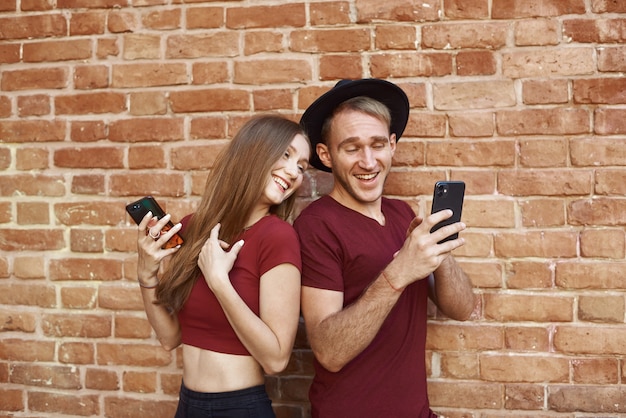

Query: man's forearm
<box><xmin>432</xmin><ymin>255</ymin><xmax>475</xmax><ymax>320</ymax></box>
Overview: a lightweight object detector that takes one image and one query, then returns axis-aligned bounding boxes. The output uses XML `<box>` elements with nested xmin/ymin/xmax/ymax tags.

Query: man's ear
<box><xmin>389</xmin><ymin>133</ymin><xmax>397</xmax><ymax>156</ymax></box>
<box><xmin>317</xmin><ymin>143</ymin><xmax>333</xmax><ymax>170</ymax></box>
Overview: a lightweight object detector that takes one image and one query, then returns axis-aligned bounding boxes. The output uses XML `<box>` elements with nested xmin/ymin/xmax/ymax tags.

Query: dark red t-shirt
<box><xmin>177</xmin><ymin>215</ymin><xmax>301</xmax><ymax>355</ymax></box>
<box><xmin>294</xmin><ymin>196</ymin><xmax>435</xmax><ymax>418</ymax></box>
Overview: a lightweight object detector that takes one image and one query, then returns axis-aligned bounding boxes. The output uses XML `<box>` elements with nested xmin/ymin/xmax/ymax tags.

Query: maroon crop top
<box><xmin>177</xmin><ymin>215</ymin><xmax>301</xmax><ymax>355</ymax></box>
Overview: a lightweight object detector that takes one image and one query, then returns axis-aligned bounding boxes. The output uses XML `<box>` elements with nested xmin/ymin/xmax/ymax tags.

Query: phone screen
<box><xmin>430</xmin><ymin>181</ymin><xmax>465</xmax><ymax>243</ymax></box>
<box><xmin>125</xmin><ymin>196</ymin><xmax>184</xmax><ymax>249</ymax></box>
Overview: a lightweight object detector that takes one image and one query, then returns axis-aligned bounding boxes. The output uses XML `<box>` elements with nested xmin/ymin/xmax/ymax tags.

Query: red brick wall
<box><xmin>1</xmin><ymin>0</ymin><xmax>625</xmax><ymax>416</ymax></box>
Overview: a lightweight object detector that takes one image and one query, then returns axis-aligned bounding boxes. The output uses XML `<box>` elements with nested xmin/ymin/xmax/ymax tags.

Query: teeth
<box><xmin>273</xmin><ymin>176</ymin><xmax>288</xmax><ymax>190</ymax></box>
<box><xmin>355</xmin><ymin>173</ymin><xmax>377</xmax><ymax>180</ymax></box>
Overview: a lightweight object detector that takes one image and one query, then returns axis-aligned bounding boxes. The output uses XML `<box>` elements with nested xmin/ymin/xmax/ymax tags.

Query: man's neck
<box><xmin>329</xmin><ymin>189</ymin><xmax>385</xmax><ymax>226</ymax></box>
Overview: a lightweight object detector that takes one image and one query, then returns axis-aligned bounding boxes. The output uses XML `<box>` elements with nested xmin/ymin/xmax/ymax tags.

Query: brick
<box><xmin>393</xmin><ymin>140</ymin><xmax>424</xmax><ymax>167</ymax></box>
<box><xmin>495</xmin><ymin>231</ymin><xmax>578</xmax><ymax>258</ymax></box>
<box><xmin>506</xmin><ymin>261</ymin><xmax>553</xmax><ymax>289</ymax></box>
<box><xmin>504</xmin><ymin>384</ymin><xmax>545</xmax><ymax>410</ymax></box>
<box><xmin>141</xmin><ymin>8</ymin><xmax>181</xmax><ymax>30</ymax></box>
<box><xmin>0</xmin><ymin>338</ymin><xmax>55</xmax><ymax>361</ymax></box>
<box><xmin>595</xmin><ymin>108</ymin><xmax>626</xmax><ymax>134</ymax></box>
<box><xmin>0</xmin><ymin>228</ymin><xmax>65</xmax><ymax>251</ymax></box>
<box><xmin>70</xmin><ymin>228</ymin><xmax>104</xmax><ymax>253</ymax></box>
<box><xmin>438</xmin><ymin>352</ymin><xmax>479</xmax><ymax>379</ymax></box>
<box><xmin>563</xmin><ymin>18</ymin><xmax>626</xmax><ymax>43</ymax></box>
<box><xmin>598</xmin><ymin>45</ymin><xmax>626</xmax><ymax>72</ymax></box>
<box><xmin>123</xmin><ymin>370</ymin><xmax>157</xmax><ymax>393</ymax></box>
<box><xmin>97</xmin><ymin>343</ymin><xmax>172</xmax><ymax>366</ymax></box>
<box><xmin>57</xmin><ymin>340</ymin><xmax>95</xmax><ymax>366</ymax></box>
<box><xmin>128</xmin><ymin>145</ymin><xmax>166</xmax><ymax>169</ymax></box>
<box><xmin>574</xmin><ymin>78</ymin><xmax>626</xmax><ymax>104</ymax></box>
<box><xmin>109</xmin><ymin>118</ymin><xmax>184</xmax><ymax>142</ymax></box>
<box><xmin>104</xmin><ymin>397</ymin><xmax>178</xmax><ymax>418</ymax></box>
<box><xmin>596</xmin><ymin>169</ymin><xmax>626</xmax><ymax>196</ymax></box>
<box><xmin>580</xmin><ymin>227</ymin><xmax>625</xmax><ymax>258</ymax></box>
<box><xmin>573</xmin><ymin>357</ymin><xmax>619</xmax><ymax>384</ymax></box>
<box><xmin>16</xmin><ymin>147</ymin><xmax>49</xmax><ymax>170</ymax></box>
<box><xmin>484</xmin><ymin>294</ymin><xmax>573</xmax><ymax>322</ymax></box>
<box><xmin>456</xmin><ymin>50</ymin><xmax>497</xmax><ymax>76</ymax></box>
<box><xmin>451</xmin><ymin>231</ymin><xmax>493</xmax><ymax>257</ymax></box>
<box><xmin>13</xmin><ymin>256</ymin><xmax>46</xmax><ymax>279</ymax></box>
<box><xmin>519</xmin><ymin>138</ymin><xmax>568</xmax><ymax>167</ymax></box>
<box><xmin>234</xmin><ymin>59</ymin><xmax>311</xmax><ymax>84</ymax></box>
<box><xmin>244</xmin><ymin>31</ymin><xmax>284</xmax><ymax>55</ymax></box>
<box><xmin>522</xmin><ymin>79</ymin><xmax>569</xmax><ymax>105</ymax></box>
<box><xmin>578</xmin><ymin>295</ymin><xmax>625</xmax><ymax>323</ymax></box>
<box><xmin>70</xmin><ymin>11</ymin><xmax>107</xmax><ymax>35</ymax></box>
<box><xmin>115</xmin><ymin>315</ymin><xmax>152</xmax><ymax>339</ymax></box>
<box><xmin>502</xmin><ymin>48</ymin><xmax>594</xmax><ymax>78</ymax></box>
<box><xmin>58</xmin><ymin>0</ymin><xmax>128</xmax><ymax>7</ymax></box>
<box><xmin>86</xmin><ymin>368</ymin><xmax>119</xmax><ymax>391</ymax></box>
<box><xmin>568</xmin><ymin>198</ymin><xmax>626</xmax><ymax>226</ymax></box>
<box><xmin>185</xmin><ymin>6</ymin><xmax>222</xmax><ymax>29</ymax></box>
<box><xmin>171</xmin><ymin>143</ymin><xmax>226</xmax><ymax>170</ymax></box>
<box><xmin>0</xmin><ymin>388</ymin><xmax>23</xmax><ymax>411</ymax></box>
<box><xmin>55</xmin><ymin>201</ymin><xmax>124</xmax><ymax>226</ymax></box>
<box><xmin>28</xmin><ymin>391</ymin><xmax>100</xmax><ymax>416</ymax></box>
<box><xmin>112</xmin><ymin>63</ymin><xmax>188</xmax><ymax>88</ymax></box>
<box><xmin>42</xmin><ymin>313</ymin><xmax>112</xmax><ymax>338</ymax></box>
<box><xmin>10</xmin><ymin>363</ymin><xmax>81</xmax><ymax>389</ymax></box>
<box><xmin>505</xmin><ymin>326</ymin><xmax>550</xmax><ymax>352</ymax></box>
<box><xmin>443</xmin><ymin>0</ymin><xmax>489</xmax><ymax>19</ymax></box>
<box><xmin>23</xmin><ymin>39</ymin><xmax>92</xmax><ymax>62</ymax></box>
<box><xmin>70</xmin><ymin>120</ymin><xmax>107</xmax><ymax>142</ymax></box>
<box><xmin>74</xmin><ymin>65</ymin><xmax>109</xmax><ymax>89</ymax></box>
<box><xmin>0</xmin><ymin>120</ymin><xmax>66</xmax><ymax>142</ymax></box>
<box><xmin>110</xmin><ymin>172</ymin><xmax>185</xmax><ymax>197</ymax></box>
<box><xmin>423</xmin><ymin>22</ymin><xmax>507</xmax><ymax>49</ymax></box>
<box><xmin>497</xmin><ymin>108</ymin><xmax>590</xmax><ymax>136</ymax></box>
<box><xmin>17</xmin><ymin>202</ymin><xmax>49</xmax><ymax>224</ymax></box>
<box><xmin>227</xmin><ymin>4</ymin><xmax>305</xmax><ymax>29</ymax></box>
<box><xmin>355</xmin><ymin>0</ymin><xmax>440</xmax><ymax>22</ymax></box>
<box><xmin>492</xmin><ymin>0</ymin><xmax>585</xmax><ymax>19</ymax></box>
<box><xmin>406</xmin><ymin>112</ymin><xmax>447</xmax><ymax>137</ymax></box>
<box><xmin>0</xmin><ymin>14</ymin><xmax>66</xmax><ymax>40</ymax></box>
<box><xmin>375</xmin><ymin>25</ymin><xmax>417</xmax><ymax>50</ymax></box>
<box><xmin>61</xmin><ymin>286</ymin><xmax>98</xmax><ymax>309</ymax></box>
<box><xmin>54</xmin><ymin>147</ymin><xmax>124</xmax><ymax>169</ymax></box>
<box><xmin>1</xmin><ymin>67</ymin><xmax>68</xmax><ymax>91</ymax></box>
<box><xmin>170</xmin><ymin>89</ymin><xmax>249</xmax><ymax>113</ymax></box>
<box><xmin>0</xmin><ymin>174</ymin><xmax>65</xmax><ymax>196</ymax></box>
<box><xmin>0</xmin><ymin>309</ymin><xmax>36</xmax><ymax>332</ymax></box>
<box><xmin>448</xmin><ymin>112</ymin><xmax>494</xmax><ymax>137</ymax></box>
<box><xmin>97</xmin><ymin>37</ymin><xmax>119</xmax><ymax>58</ymax></box>
<box><xmin>461</xmin><ymin>199</ymin><xmax>515</xmax><ymax>228</ymax></box>
<box><xmin>319</xmin><ymin>54</ymin><xmax>364</xmax><ymax>80</ymax></box>
<box><xmin>481</xmin><ymin>355</ymin><xmax>569</xmax><ymax>382</ymax></box>
<box><xmin>0</xmin><ymin>43</ymin><xmax>20</xmax><ymax>64</ymax></box>
<box><xmin>72</xmin><ymin>174</ymin><xmax>105</xmax><ymax>195</ymax></box>
<box><xmin>498</xmin><ymin>169</ymin><xmax>591</xmax><ymax>196</ymax></box>
<box><xmin>549</xmin><ymin>385</ymin><xmax>626</xmax><ymax>413</ymax></box>
<box><xmin>17</xmin><ymin>94</ymin><xmax>51</xmax><ymax>116</ymax></box>
<box><xmin>519</xmin><ymin>199</ymin><xmax>566</xmax><ymax>227</ymax></box>
<box><xmin>384</xmin><ymin>170</ymin><xmax>446</xmax><ymax>196</ymax></box>
<box><xmin>98</xmin><ymin>286</ymin><xmax>144</xmax><ymax>311</ymax></box>
<box><xmin>571</xmin><ymin>138</ymin><xmax>626</xmax><ymax>166</ymax></box>
<box><xmin>49</xmin><ymin>258</ymin><xmax>123</xmax><ymax>281</ymax></box>
<box><xmin>371</xmin><ymin>52</ymin><xmax>453</xmax><ymax>78</ymax></box>
<box><xmin>310</xmin><ymin>1</ymin><xmax>352</xmax><ymax>25</ymax></box>
<box><xmin>129</xmin><ymin>91</ymin><xmax>167</xmax><ymax>116</ymax></box>
<box><xmin>428</xmin><ymin>381</ymin><xmax>503</xmax><ymax>409</ymax></box>
<box><xmin>427</xmin><ymin>140</ymin><xmax>514</xmax><ymax>167</ymax></box>
<box><xmin>556</xmin><ymin>261</ymin><xmax>626</xmax><ymax>289</ymax></box>
<box><xmin>55</xmin><ymin>92</ymin><xmax>126</xmax><ymax>115</ymax></box>
<box><xmin>253</xmin><ymin>89</ymin><xmax>293</xmax><ymax>111</ymax></box>
<box><xmin>514</xmin><ymin>19</ymin><xmax>559</xmax><ymax>46</ymax></box>
<box><xmin>291</xmin><ymin>28</ymin><xmax>371</xmax><ymax>53</ymax></box>
<box><xmin>434</xmin><ymin>81</ymin><xmax>515</xmax><ymax>110</ymax></box>
<box><xmin>166</xmin><ymin>33</ymin><xmax>239</xmax><ymax>58</ymax></box>
<box><xmin>459</xmin><ymin>261</ymin><xmax>502</xmax><ymax>288</ymax></box>
<box><xmin>592</xmin><ymin>0</ymin><xmax>626</xmax><ymax>12</ymax></box>
<box><xmin>427</xmin><ymin>324</ymin><xmax>503</xmax><ymax>351</ymax></box>
<box><xmin>107</xmin><ymin>10</ymin><xmax>139</xmax><ymax>33</ymax></box>
<box><xmin>0</xmin><ymin>95</ymin><xmax>11</xmax><ymax>117</ymax></box>
<box><xmin>0</xmin><ymin>283</ymin><xmax>56</xmax><ymax>307</ymax></box>
<box><xmin>191</xmin><ymin>62</ymin><xmax>229</xmax><ymax>85</ymax></box>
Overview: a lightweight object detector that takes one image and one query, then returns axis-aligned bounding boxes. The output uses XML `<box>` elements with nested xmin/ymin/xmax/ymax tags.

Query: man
<box><xmin>294</xmin><ymin>79</ymin><xmax>476</xmax><ymax>417</ymax></box>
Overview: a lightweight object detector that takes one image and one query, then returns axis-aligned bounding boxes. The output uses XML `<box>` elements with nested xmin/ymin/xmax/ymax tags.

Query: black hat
<box><xmin>300</xmin><ymin>78</ymin><xmax>410</xmax><ymax>172</ymax></box>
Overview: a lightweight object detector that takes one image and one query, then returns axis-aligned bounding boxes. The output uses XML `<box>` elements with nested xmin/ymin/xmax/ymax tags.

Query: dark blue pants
<box><xmin>174</xmin><ymin>382</ymin><xmax>275</xmax><ymax>418</ymax></box>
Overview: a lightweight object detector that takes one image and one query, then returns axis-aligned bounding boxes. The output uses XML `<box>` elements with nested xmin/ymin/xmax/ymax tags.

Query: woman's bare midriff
<box><xmin>181</xmin><ymin>344</ymin><xmax>265</xmax><ymax>393</ymax></box>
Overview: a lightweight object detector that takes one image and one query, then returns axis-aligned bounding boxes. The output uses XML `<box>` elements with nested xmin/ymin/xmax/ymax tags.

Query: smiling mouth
<box><xmin>355</xmin><ymin>173</ymin><xmax>377</xmax><ymax>181</ymax></box>
<box><xmin>273</xmin><ymin>176</ymin><xmax>289</xmax><ymax>192</ymax></box>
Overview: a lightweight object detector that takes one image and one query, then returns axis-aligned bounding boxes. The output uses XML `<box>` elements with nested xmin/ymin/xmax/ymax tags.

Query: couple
<box><xmin>135</xmin><ymin>79</ymin><xmax>476</xmax><ymax>418</ymax></box>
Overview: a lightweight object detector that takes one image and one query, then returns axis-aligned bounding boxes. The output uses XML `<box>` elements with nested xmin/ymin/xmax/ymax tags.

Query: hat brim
<box><xmin>300</xmin><ymin>79</ymin><xmax>410</xmax><ymax>172</ymax></box>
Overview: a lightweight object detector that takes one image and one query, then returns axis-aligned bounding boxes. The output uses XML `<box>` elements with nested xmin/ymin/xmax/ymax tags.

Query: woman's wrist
<box><xmin>138</xmin><ymin>277</ymin><xmax>159</xmax><ymax>289</ymax></box>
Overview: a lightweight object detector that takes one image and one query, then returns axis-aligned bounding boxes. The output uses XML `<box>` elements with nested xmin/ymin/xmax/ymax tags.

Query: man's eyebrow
<box><xmin>337</xmin><ymin>135</ymin><xmax>389</xmax><ymax>147</ymax></box>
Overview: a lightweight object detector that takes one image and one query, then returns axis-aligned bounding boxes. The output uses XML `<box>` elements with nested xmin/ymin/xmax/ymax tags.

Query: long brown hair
<box><xmin>155</xmin><ymin>115</ymin><xmax>308</xmax><ymax>312</ymax></box>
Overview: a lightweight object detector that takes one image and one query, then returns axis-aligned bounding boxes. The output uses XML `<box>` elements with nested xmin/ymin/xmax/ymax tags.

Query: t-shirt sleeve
<box><xmin>294</xmin><ymin>212</ymin><xmax>345</xmax><ymax>292</ymax></box>
<box><xmin>257</xmin><ymin>219</ymin><xmax>302</xmax><ymax>276</ymax></box>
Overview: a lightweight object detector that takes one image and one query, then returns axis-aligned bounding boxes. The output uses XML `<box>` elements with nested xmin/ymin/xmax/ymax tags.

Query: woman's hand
<box><xmin>136</xmin><ymin>211</ymin><xmax>182</xmax><ymax>283</ymax></box>
<box><xmin>198</xmin><ymin>223</ymin><xmax>244</xmax><ymax>293</ymax></box>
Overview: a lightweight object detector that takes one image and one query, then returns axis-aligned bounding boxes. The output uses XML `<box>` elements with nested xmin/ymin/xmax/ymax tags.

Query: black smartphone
<box><xmin>125</xmin><ymin>196</ymin><xmax>184</xmax><ymax>249</ymax></box>
<box><xmin>430</xmin><ymin>181</ymin><xmax>465</xmax><ymax>244</ymax></box>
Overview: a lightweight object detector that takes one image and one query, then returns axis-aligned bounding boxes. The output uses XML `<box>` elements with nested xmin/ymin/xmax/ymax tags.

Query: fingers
<box><xmin>409</xmin><ymin>209</ymin><xmax>466</xmax><ymax>247</ymax></box>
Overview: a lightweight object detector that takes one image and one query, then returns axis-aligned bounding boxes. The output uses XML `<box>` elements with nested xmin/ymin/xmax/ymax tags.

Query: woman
<box><xmin>134</xmin><ymin>115</ymin><xmax>311</xmax><ymax>417</ymax></box>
